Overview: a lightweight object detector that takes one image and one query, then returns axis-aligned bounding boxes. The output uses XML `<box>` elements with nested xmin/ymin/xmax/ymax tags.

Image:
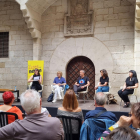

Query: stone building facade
<box><xmin>0</xmin><ymin>0</ymin><xmax>139</xmax><ymax>101</ymax></box>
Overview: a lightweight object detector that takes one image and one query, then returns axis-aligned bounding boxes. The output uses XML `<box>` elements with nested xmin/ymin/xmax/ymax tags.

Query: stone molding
<box><xmin>64</xmin><ymin>0</ymin><xmax>94</xmax><ymax>36</ymax></box>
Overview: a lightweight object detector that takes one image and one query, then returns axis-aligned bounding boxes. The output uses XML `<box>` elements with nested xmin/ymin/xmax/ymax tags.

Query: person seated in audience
<box><xmin>118</xmin><ymin>70</ymin><xmax>138</xmax><ymax>108</ymax></box>
<box><xmin>0</xmin><ymin>89</ymin><xmax>64</xmax><ymax>140</ymax></box>
<box><xmin>99</xmin><ymin>102</ymin><xmax>140</xmax><ymax>139</ymax></box>
<box><xmin>73</xmin><ymin>70</ymin><xmax>90</xmax><ymax>97</ymax></box>
<box><xmin>52</xmin><ymin>71</ymin><xmax>66</xmax><ymax>103</ymax></box>
<box><xmin>85</xmin><ymin>92</ymin><xmax>117</xmax><ymax>122</ymax></box>
<box><xmin>95</xmin><ymin>69</ymin><xmax>109</xmax><ymax>93</ymax></box>
<box><xmin>57</xmin><ymin>89</ymin><xmax>84</xmax><ymax>139</ymax></box>
<box><xmin>28</xmin><ymin>68</ymin><xmax>42</xmax><ymax>92</ymax></box>
<box><xmin>104</xmin><ymin>126</ymin><xmax>140</xmax><ymax>140</ymax></box>
<box><xmin>0</xmin><ymin>91</ymin><xmax>23</xmax><ymax>124</ymax></box>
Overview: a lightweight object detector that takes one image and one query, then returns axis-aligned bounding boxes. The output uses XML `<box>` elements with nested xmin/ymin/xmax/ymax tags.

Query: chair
<box><xmin>57</xmin><ymin>115</ymin><xmax>82</xmax><ymax>140</ymax></box>
<box><xmin>120</xmin><ymin>86</ymin><xmax>138</xmax><ymax>106</ymax></box>
<box><xmin>51</xmin><ymin>85</ymin><xmax>65</xmax><ymax>99</ymax></box>
<box><xmin>0</xmin><ymin>112</ymin><xmax>18</xmax><ymax>127</ymax></box>
<box><xmin>95</xmin><ymin>83</ymin><xmax>111</xmax><ymax>105</ymax></box>
<box><xmin>28</xmin><ymin>82</ymin><xmax>44</xmax><ymax>97</ymax></box>
<box><xmin>77</xmin><ymin>86</ymin><xmax>88</xmax><ymax>103</ymax></box>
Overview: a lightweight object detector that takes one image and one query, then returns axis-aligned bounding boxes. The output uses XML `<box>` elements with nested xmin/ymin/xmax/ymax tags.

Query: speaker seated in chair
<box><xmin>118</xmin><ymin>70</ymin><xmax>138</xmax><ymax>108</ymax></box>
<box><xmin>95</xmin><ymin>69</ymin><xmax>109</xmax><ymax>93</ymax></box>
<box><xmin>52</xmin><ymin>71</ymin><xmax>66</xmax><ymax>103</ymax></box>
<box><xmin>73</xmin><ymin>70</ymin><xmax>90</xmax><ymax>97</ymax></box>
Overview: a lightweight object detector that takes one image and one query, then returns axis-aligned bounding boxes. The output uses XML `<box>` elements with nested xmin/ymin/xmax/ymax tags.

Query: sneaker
<box><xmin>52</xmin><ymin>100</ymin><xmax>56</xmax><ymax>103</ymax></box>
<box><xmin>60</xmin><ymin>96</ymin><xmax>62</xmax><ymax>100</ymax></box>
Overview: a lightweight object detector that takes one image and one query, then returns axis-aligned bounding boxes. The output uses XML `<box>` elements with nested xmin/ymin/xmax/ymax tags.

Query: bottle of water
<box><xmin>15</xmin><ymin>86</ymin><xmax>16</xmax><ymax>91</ymax></box>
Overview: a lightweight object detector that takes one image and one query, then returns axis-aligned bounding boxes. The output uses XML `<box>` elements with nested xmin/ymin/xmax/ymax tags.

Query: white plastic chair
<box><xmin>120</xmin><ymin>86</ymin><xmax>138</xmax><ymax>106</ymax></box>
<box><xmin>77</xmin><ymin>86</ymin><xmax>89</xmax><ymax>103</ymax></box>
<box><xmin>28</xmin><ymin>82</ymin><xmax>44</xmax><ymax>97</ymax></box>
<box><xmin>51</xmin><ymin>85</ymin><xmax>65</xmax><ymax>99</ymax></box>
<box><xmin>95</xmin><ymin>82</ymin><xmax>111</xmax><ymax>105</ymax></box>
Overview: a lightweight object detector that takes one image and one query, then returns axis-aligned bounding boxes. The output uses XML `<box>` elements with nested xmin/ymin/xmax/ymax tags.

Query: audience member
<box><xmin>0</xmin><ymin>91</ymin><xmax>23</xmax><ymax>123</ymax></box>
<box><xmin>85</xmin><ymin>92</ymin><xmax>117</xmax><ymax>122</ymax></box>
<box><xmin>105</xmin><ymin>126</ymin><xmax>140</xmax><ymax>140</ymax></box>
<box><xmin>73</xmin><ymin>70</ymin><xmax>90</xmax><ymax>97</ymax></box>
<box><xmin>118</xmin><ymin>70</ymin><xmax>138</xmax><ymax>108</ymax></box>
<box><xmin>95</xmin><ymin>69</ymin><xmax>109</xmax><ymax>93</ymax></box>
<box><xmin>28</xmin><ymin>68</ymin><xmax>42</xmax><ymax>92</ymax></box>
<box><xmin>57</xmin><ymin>89</ymin><xmax>84</xmax><ymax>136</ymax></box>
<box><xmin>52</xmin><ymin>71</ymin><xmax>66</xmax><ymax>103</ymax></box>
<box><xmin>99</xmin><ymin>102</ymin><xmax>140</xmax><ymax>139</ymax></box>
<box><xmin>0</xmin><ymin>90</ymin><xmax>64</xmax><ymax>140</ymax></box>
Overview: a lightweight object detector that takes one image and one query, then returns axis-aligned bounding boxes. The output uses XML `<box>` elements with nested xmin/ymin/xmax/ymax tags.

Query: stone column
<box><xmin>33</xmin><ymin>38</ymin><xmax>42</xmax><ymax>60</ymax></box>
<box><xmin>135</xmin><ymin>0</ymin><xmax>140</xmax><ymax>94</ymax></box>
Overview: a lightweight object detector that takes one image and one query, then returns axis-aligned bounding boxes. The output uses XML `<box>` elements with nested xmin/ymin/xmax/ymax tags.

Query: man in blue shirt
<box><xmin>52</xmin><ymin>71</ymin><xmax>66</xmax><ymax>103</ymax></box>
<box><xmin>85</xmin><ymin>92</ymin><xmax>117</xmax><ymax>122</ymax></box>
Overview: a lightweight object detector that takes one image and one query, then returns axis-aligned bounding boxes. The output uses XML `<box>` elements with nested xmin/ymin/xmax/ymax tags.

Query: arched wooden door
<box><xmin>66</xmin><ymin>56</ymin><xmax>95</xmax><ymax>99</ymax></box>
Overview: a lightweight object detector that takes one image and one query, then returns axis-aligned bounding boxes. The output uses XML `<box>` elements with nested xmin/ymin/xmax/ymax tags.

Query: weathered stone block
<box><xmin>114</xmin><ymin>6</ymin><xmax>130</xmax><ymax>13</ymax></box>
<box><xmin>109</xmin><ymin>20</ymin><xmax>121</xmax><ymax>26</ymax></box>
<box><xmin>95</xmin><ymin>33</ymin><xmax>110</xmax><ymax>41</ymax></box>
<box><xmin>106</xmin><ymin>27</ymin><xmax>116</xmax><ymax>33</ymax></box>
<box><xmin>104</xmin><ymin>0</ymin><xmax>113</xmax><ymax>8</ymax></box>
<box><xmin>94</xmin><ymin>28</ymin><xmax>105</xmax><ymax>34</ymax></box>
<box><xmin>121</xmin><ymin>19</ymin><xmax>134</xmax><ymax>26</ymax></box>
<box><xmin>55</xmin><ymin>32</ymin><xmax>64</xmax><ymax>38</ymax></box>
<box><xmin>104</xmin><ymin>14</ymin><xmax>118</xmax><ymax>20</ymax></box>
<box><xmin>95</xmin><ymin>21</ymin><xmax>108</xmax><ymax>28</ymax></box>
<box><xmin>0</xmin><ymin>63</ymin><xmax>5</xmax><ymax>68</ymax></box>
<box><xmin>117</xmin><ymin>26</ymin><xmax>134</xmax><ymax>32</ymax></box>
<box><xmin>10</xmin><ymin>14</ymin><xmax>22</xmax><ymax>19</ymax></box>
<box><xmin>96</xmin><ymin>8</ymin><xmax>108</xmax><ymax>15</ymax></box>
<box><xmin>93</xmin><ymin>2</ymin><xmax>104</xmax><ymax>9</ymax></box>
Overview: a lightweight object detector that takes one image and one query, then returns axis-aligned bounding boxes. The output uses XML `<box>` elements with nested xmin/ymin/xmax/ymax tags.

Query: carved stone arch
<box><xmin>49</xmin><ymin>37</ymin><xmax>113</xmax><ymax>86</ymax></box>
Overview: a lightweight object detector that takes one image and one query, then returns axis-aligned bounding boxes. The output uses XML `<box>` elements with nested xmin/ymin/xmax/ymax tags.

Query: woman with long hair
<box><xmin>95</xmin><ymin>69</ymin><xmax>109</xmax><ymax>93</ymax></box>
<box><xmin>28</xmin><ymin>68</ymin><xmax>42</xmax><ymax>91</ymax></box>
<box><xmin>118</xmin><ymin>70</ymin><xmax>138</xmax><ymax>108</ymax></box>
<box><xmin>57</xmin><ymin>89</ymin><xmax>84</xmax><ymax>140</ymax></box>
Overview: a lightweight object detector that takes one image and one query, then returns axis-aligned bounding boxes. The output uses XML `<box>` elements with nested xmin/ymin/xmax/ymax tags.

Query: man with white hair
<box><xmin>0</xmin><ymin>89</ymin><xmax>64</xmax><ymax>140</ymax></box>
<box><xmin>85</xmin><ymin>92</ymin><xmax>117</xmax><ymax>122</ymax></box>
<box><xmin>73</xmin><ymin>70</ymin><xmax>90</xmax><ymax>96</ymax></box>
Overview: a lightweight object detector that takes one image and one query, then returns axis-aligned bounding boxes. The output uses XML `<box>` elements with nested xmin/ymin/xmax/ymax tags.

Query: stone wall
<box><xmin>0</xmin><ymin>1</ymin><xmax>33</xmax><ymax>98</ymax></box>
<box><xmin>41</xmin><ymin>0</ymin><xmax>136</xmax><ymax>101</ymax></box>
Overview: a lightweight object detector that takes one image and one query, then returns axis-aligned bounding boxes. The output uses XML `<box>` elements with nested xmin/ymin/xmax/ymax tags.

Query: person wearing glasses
<box><xmin>28</xmin><ymin>68</ymin><xmax>42</xmax><ymax>92</ymax></box>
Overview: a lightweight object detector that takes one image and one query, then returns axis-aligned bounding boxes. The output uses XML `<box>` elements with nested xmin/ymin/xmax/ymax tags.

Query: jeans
<box><xmin>96</xmin><ymin>86</ymin><xmax>109</xmax><ymax>93</ymax></box>
<box><xmin>73</xmin><ymin>85</ymin><xmax>86</xmax><ymax>94</ymax></box>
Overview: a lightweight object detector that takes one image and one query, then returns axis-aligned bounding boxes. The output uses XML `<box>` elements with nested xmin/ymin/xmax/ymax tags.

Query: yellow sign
<box><xmin>28</xmin><ymin>60</ymin><xmax>44</xmax><ymax>84</ymax></box>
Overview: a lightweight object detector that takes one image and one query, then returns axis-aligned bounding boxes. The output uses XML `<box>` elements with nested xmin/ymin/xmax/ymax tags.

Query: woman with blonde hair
<box><xmin>52</xmin><ymin>71</ymin><xmax>66</xmax><ymax>102</ymax></box>
<box><xmin>57</xmin><ymin>89</ymin><xmax>84</xmax><ymax>139</ymax></box>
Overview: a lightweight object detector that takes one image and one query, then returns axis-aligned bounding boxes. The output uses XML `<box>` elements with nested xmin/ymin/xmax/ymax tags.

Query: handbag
<box><xmin>47</xmin><ymin>92</ymin><xmax>54</xmax><ymax>102</ymax></box>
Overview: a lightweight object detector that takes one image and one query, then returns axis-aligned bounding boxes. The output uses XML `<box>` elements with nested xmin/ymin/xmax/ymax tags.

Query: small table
<box><xmin>0</xmin><ymin>89</ymin><xmax>20</xmax><ymax>102</ymax></box>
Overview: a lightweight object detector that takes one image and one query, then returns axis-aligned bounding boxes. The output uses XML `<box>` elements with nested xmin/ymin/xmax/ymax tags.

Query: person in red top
<box><xmin>0</xmin><ymin>91</ymin><xmax>23</xmax><ymax>123</ymax></box>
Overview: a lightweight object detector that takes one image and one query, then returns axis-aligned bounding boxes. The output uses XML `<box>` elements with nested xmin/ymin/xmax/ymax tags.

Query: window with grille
<box><xmin>0</xmin><ymin>32</ymin><xmax>9</xmax><ymax>58</ymax></box>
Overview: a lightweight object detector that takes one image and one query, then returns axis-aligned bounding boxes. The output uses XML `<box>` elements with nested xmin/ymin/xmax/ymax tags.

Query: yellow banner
<box><xmin>28</xmin><ymin>60</ymin><xmax>44</xmax><ymax>84</ymax></box>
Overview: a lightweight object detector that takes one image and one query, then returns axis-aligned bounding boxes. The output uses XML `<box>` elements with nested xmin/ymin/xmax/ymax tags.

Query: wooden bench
<box><xmin>0</xmin><ymin>89</ymin><xmax>20</xmax><ymax>102</ymax></box>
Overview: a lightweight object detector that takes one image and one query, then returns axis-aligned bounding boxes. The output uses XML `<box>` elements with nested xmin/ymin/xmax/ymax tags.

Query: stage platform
<box><xmin>0</xmin><ymin>99</ymin><xmax>131</xmax><ymax>121</ymax></box>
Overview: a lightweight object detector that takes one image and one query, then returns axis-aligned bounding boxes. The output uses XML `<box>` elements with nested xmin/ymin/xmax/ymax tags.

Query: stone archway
<box><xmin>49</xmin><ymin>37</ymin><xmax>113</xmax><ymax>86</ymax></box>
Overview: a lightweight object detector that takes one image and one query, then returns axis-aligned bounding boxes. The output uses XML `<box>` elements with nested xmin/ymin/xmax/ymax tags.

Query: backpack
<box><xmin>47</xmin><ymin>93</ymin><xmax>54</xmax><ymax>102</ymax></box>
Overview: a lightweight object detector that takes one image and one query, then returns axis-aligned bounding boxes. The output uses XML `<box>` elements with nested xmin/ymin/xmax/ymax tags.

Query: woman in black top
<box><xmin>95</xmin><ymin>69</ymin><xmax>109</xmax><ymax>93</ymax></box>
<box><xmin>28</xmin><ymin>69</ymin><xmax>42</xmax><ymax>92</ymax></box>
<box><xmin>118</xmin><ymin>70</ymin><xmax>138</xmax><ymax>108</ymax></box>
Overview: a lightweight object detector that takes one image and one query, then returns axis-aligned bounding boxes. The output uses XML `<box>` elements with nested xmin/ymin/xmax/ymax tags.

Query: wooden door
<box><xmin>66</xmin><ymin>56</ymin><xmax>95</xmax><ymax>99</ymax></box>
